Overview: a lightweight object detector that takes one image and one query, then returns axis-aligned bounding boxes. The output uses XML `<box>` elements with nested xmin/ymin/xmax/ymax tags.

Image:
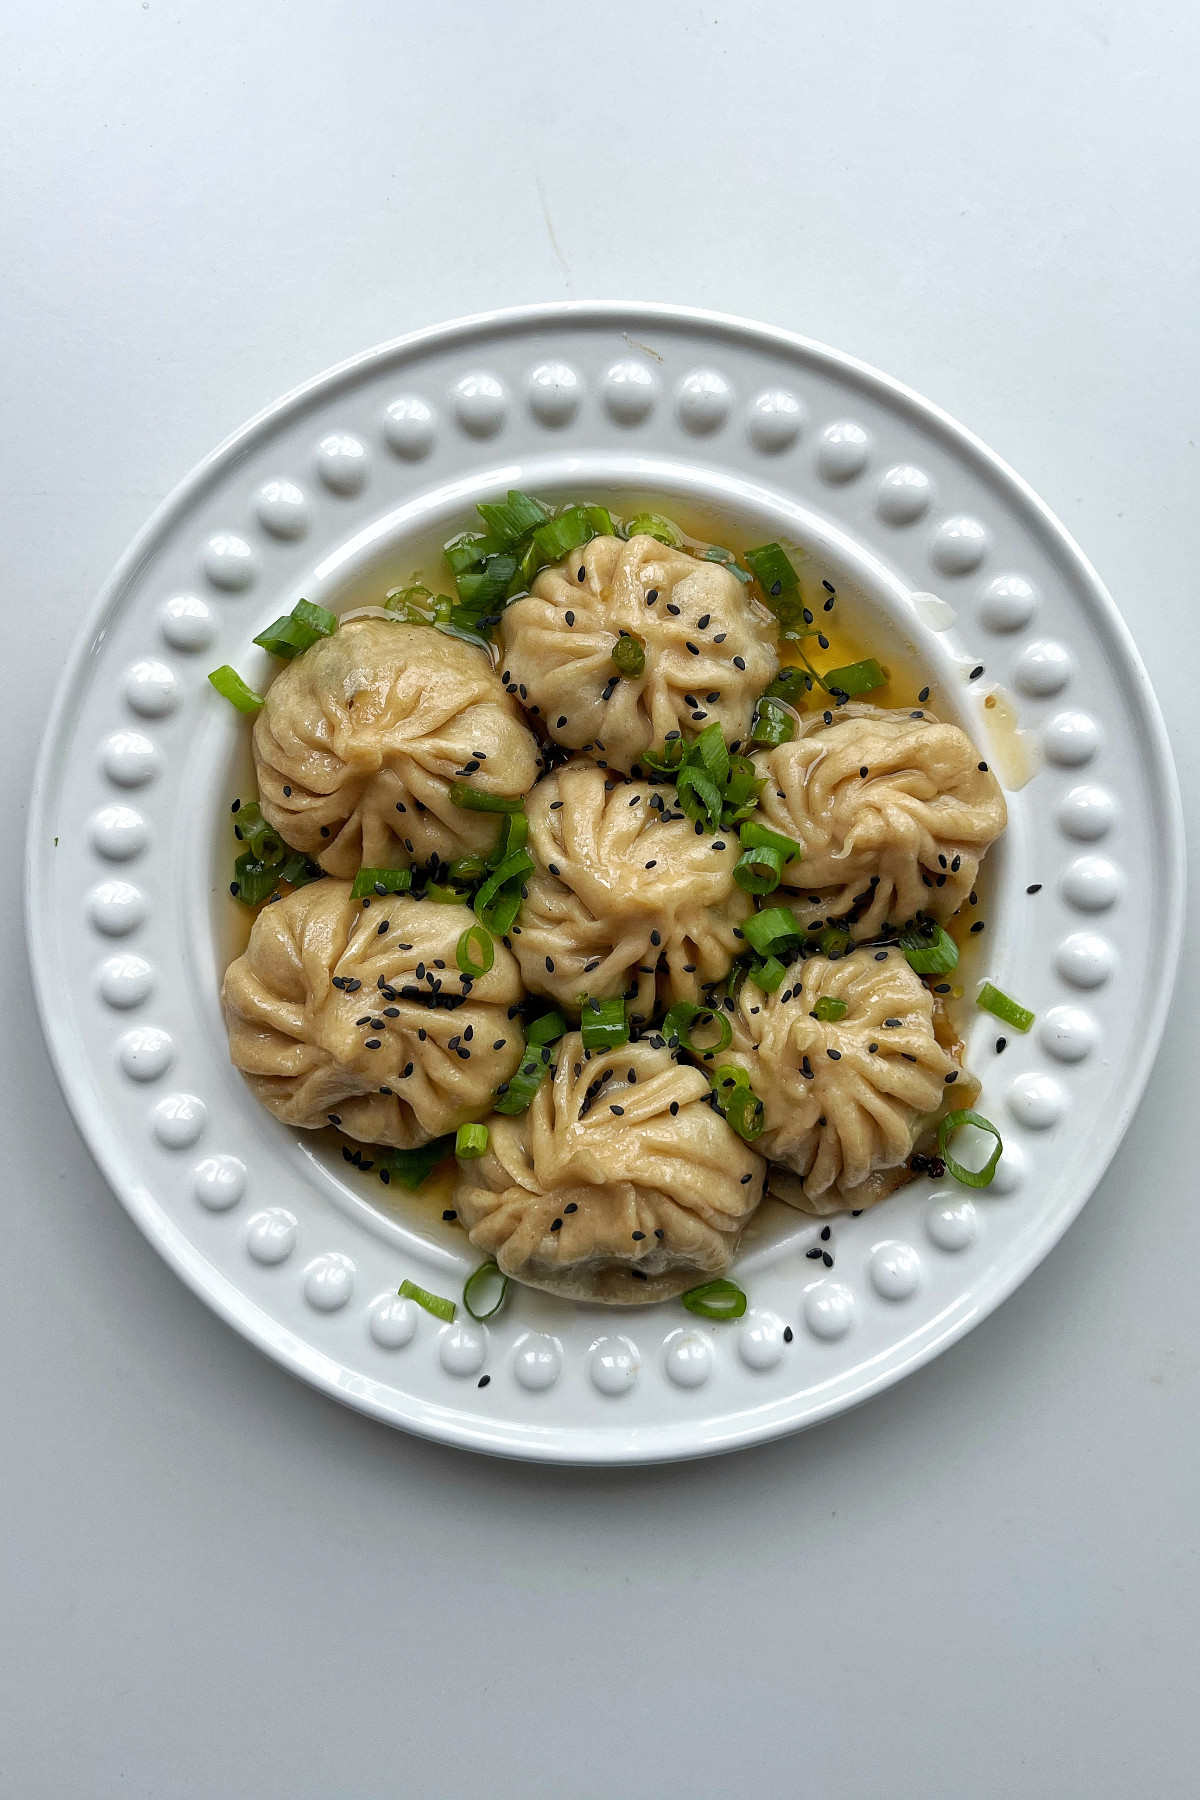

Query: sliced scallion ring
<box><xmin>611</xmin><ymin>633</ymin><xmax>646</xmax><ymax>678</ymax></box>
<box><xmin>681</xmin><ymin>1278</ymin><xmax>748</xmax><ymax>1320</ymax></box>
<box><xmin>425</xmin><ymin>880</ymin><xmax>472</xmax><ymax>904</ymax></box>
<box><xmin>525</xmin><ymin>1010</ymin><xmax>568</xmax><ymax>1046</ymax></box>
<box><xmin>379</xmin><ymin>1135</ymin><xmax>456</xmax><ymax>1190</ymax></box>
<box><xmin>976</xmin><ymin>982</ymin><xmax>1034</xmax><ymax>1032</ymax></box>
<box><xmin>493</xmin><ymin>1045</ymin><xmax>553</xmax><ymax>1115</ymax></box>
<box><xmin>208</xmin><ymin>665</ymin><xmax>264</xmax><ymax>714</ymax></box>
<box><xmin>750</xmin><ymin>697</ymin><xmax>796</xmax><ymax>747</ymax></box>
<box><xmin>662</xmin><ymin>1001</ymin><xmax>733</xmax><ymax>1058</ymax></box>
<box><xmin>455</xmin><ymin>1121</ymin><xmax>489</xmax><ymax>1160</ymax></box>
<box><xmin>724</xmin><ymin>1085</ymin><xmax>765</xmax><ymax>1142</ymax></box>
<box><xmin>398</xmin><ymin>1278</ymin><xmax>456</xmax><ymax>1322</ymax></box>
<box><xmin>899</xmin><ymin>923</ymin><xmax>959</xmax><ymax>975</ymax></box>
<box><xmin>580</xmin><ymin>996</ymin><xmax>629</xmax><ymax>1052</ymax></box>
<box><xmin>450</xmin><ymin>784</ymin><xmax>526</xmax><ymax>814</ymax></box>
<box><xmin>937</xmin><ymin>1109</ymin><xmax>1003</xmax><ymax>1188</ymax></box>
<box><xmin>749</xmin><ymin>954</ymin><xmax>788</xmax><ymax>992</ymax></box>
<box><xmin>456</xmin><ymin>923</ymin><xmax>495</xmax><ymax>978</ymax></box>
<box><xmin>739</xmin><ymin>820</ymin><xmax>802</xmax><ymax>863</ymax></box>
<box><xmin>462</xmin><ymin>1261</ymin><xmax>509</xmax><ymax>1321</ymax></box>
<box><xmin>350</xmin><ymin>867</ymin><xmax>412</xmax><ymax>899</ymax></box>
<box><xmin>742</xmin><ymin>906</ymin><xmax>803</xmax><ymax>957</ymax></box>
<box><xmin>625</xmin><ymin>511</ymin><xmax>682</xmax><ymax>547</ymax></box>
<box><xmin>823</xmin><ymin>657</ymin><xmax>885</xmax><ymax>697</ymax></box>
<box><xmin>811</xmin><ymin>995</ymin><xmax>848</xmax><ymax>1023</ymax></box>
<box><xmin>733</xmin><ymin>844</ymin><xmax>785</xmax><ymax>895</ymax></box>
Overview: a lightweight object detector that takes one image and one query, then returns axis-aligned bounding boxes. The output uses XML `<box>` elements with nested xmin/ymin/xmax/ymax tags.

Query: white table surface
<box><xmin>5</xmin><ymin>5</ymin><xmax>1197</xmax><ymax>1795</ymax></box>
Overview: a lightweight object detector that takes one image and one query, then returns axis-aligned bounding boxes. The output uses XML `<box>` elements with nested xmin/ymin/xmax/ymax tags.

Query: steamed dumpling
<box><xmin>753</xmin><ymin>707</ymin><xmax>1007</xmax><ymax>936</ymax></box>
<box><xmin>253</xmin><ymin>618</ymin><xmax>539</xmax><ymax>879</ymax></box>
<box><xmin>722</xmin><ymin>947</ymin><xmax>964</xmax><ymax>1214</ymax></box>
<box><xmin>222</xmin><ymin>882</ymin><xmax>525</xmax><ymax>1146</ymax></box>
<box><xmin>453</xmin><ymin>1031</ymin><xmax>765</xmax><ymax>1303</ymax></box>
<box><xmin>513</xmin><ymin>759</ymin><xmax>753</xmax><ymax>1019</ymax></box>
<box><xmin>498</xmin><ymin>533</ymin><xmax>778</xmax><ymax>773</ymax></box>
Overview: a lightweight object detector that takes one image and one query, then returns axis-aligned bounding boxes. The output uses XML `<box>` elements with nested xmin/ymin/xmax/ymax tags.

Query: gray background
<box><xmin>4</xmin><ymin>4</ymin><xmax>1197</xmax><ymax>1796</ymax></box>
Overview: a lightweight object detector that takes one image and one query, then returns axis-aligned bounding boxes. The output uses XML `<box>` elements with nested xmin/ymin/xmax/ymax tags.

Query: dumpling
<box><xmin>498</xmin><ymin>533</ymin><xmax>778</xmax><ymax>773</ymax></box>
<box><xmin>753</xmin><ymin>706</ymin><xmax>1007</xmax><ymax>936</ymax></box>
<box><xmin>513</xmin><ymin>759</ymin><xmax>753</xmax><ymax>1019</ymax></box>
<box><xmin>253</xmin><ymin>617</ymin><xmax>539</xmax><ymax>879</ymax></box>
<box><xmin>453</xmin><ymin>1031</ymin><xmax>766</xmax><ymax>1302</ymax></box>
<box><xmin>222</xmin><ymin>881</ymin><xmax>525</xmax><ymax>1146</ymax></box>
<box><xmin>721</xmin><ymin>946</ymin><xmax>966</xmax><ymax>1215</ymax></box>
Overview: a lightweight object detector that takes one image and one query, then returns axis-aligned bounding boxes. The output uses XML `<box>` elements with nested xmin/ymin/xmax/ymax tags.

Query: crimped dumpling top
<box><xmin>753</xmin><ymin>707</ymin><xmax>1007</xmax><ymax>936</ymax></box>
<box><xmin>498</xmin><ymin>533</ymin><xmax>778</xmax><ymax>773</ymax></box>
<box><xmin>512</xmin><ymin>758</ymin><xmax>752</xmax><ymax>1019</ymax></box>
<box><xmin>453</xmin><ymin>1031</ymin><xmax>765</xmax><ymax>1304</ymax></box>
<box><xmin>253</xmin><ymin>618</ymin><xmax>539</xmax><ymax>879</ymax></box>
<box><xmin>721</xmin><ymin>946</ymin><xmax>963</xmax><ymax>1214</ymax></box>
<box><xmin>222</xmin><ymin>881</ymin><xmax>525</xmax><ymax>1147</ymax></box>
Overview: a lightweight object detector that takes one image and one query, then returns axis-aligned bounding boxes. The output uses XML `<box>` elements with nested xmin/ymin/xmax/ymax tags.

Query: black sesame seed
<box><xmin>817</xmin><ymin>634</ymin><xmax>829</xmax><ymax>650</ymax></box>
<box><xmin>969</xmin><ymin>665</ymin><xmax>984</xmax><ymax>680</ymax></box>
<box><xmin>996</xmin><ymin>1037</ymin><xmax>1007</xmax><ymax>1053</ymax></box>
<box><xmin>577</xmin><ymin>565</ymin><xmax>585</xmax><ymax>580</ymax></box>
<box><xmin>978</xmin><ymin>761</ymin><xmax>989</xmax><ymax>772</ymax></box>
<box><xmin>631</xmin><ymin>1230</ymin><xmax>645</xmax><ymax>1240</ymax></box>
<box><xmin>820</xmin><ymin>1225</ymin><xmax>831</xmax><ymax>1241</ymax></box>
<box><xmin>686</xmin><ymin>642</ymin><xmax>700</xmax><ymax>656</ymax></box>
<box><xmin>610</xmin><ymin>1104</ymin><xmax>624</xmax><ymax>1115</ymax></box>
<box><xmin>806</xmin><ymin>1247</ymin><xmax>822</xmax><ymax>1259</ymax></box>
<box><xmin>477</xmin><ymin>1375</ymin><xmax>490</xmax><ymax>1388</ymax></box>
<box><xmin>827</xmin><ymin>1048</ymin><xmax>841</xmax><ymax>1060</ymax></box>
<box><xmin>645</xmin><ymin>859</ymin><xmax>656</xmax><ymax>869</ymax></box>
<box><xmin>740</xmin><ymin>1173</ymin><xmax>753</xmax><ymax>1184</ymax></box>
<box><xmin>860</xmin><ymin>766</ymin><xmax>868</xmax><ymax>778</ymax></box>
<box><xmin>822</xmin><ymin>1251</ymin><xmax>834</xmax><ymax>1268</ymax></box>
<box><xmin>713</xmin><ymin>632</ymin><xmax>727</xmax><ymax>643</ymax></box>
<box><xmin>1027</xmin><ymin>883</ymin><xmax>1042</xmax><ymax>894</ymax></box>
<box><xmin>868</xmin><ymin>1043</ymin><xmax>878</xmax><ymax>1053</ymax></box>
<box><xmin>733</xmin><ymin>655</ymin><xmax>746</xmax><ymax>670</ymax></box>
<box><xmin>666</xmin><ymin>602</ymin><xmax>681</xmax><ymax>615</ymax></box>
<box><xmin>823</xmin><ymin>710</ymin><xmax>833</xmax><ymax>725</ymax></box>
<box><xmin>669</xmin><ymin>1101</ymin><xmax>679</xmax><ymax>1116</ymax></box>
<box><xmin>970</xmin><ymin>920</ymin><xmax>985</xmax><ymax>933</ymax></box>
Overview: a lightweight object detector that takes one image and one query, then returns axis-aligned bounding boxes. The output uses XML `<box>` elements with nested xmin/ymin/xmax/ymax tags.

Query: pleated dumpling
<box><xmin>253</xmin><ymin>618</ymin><xmax>539</xmax><ymax>879</ymax></box>
<box><xmin>453</xmin><ymin>1032</ymin><xmax>765</xmax><ymax>1303</ymax></box>
<box><xmin>753</xmin><ymin>707</ymin><xmax>1007</xmax><ymax>937</ymax></box>
<box><xmin>222</xmin><ymin>882</ymin><xmax>525</xmax><ymax>1147</ymax></box>
<box><xmin>497</xmin><ymin>533</ymin><xmax>778</xmax><ymax>773</ymax></box>
<box><xmin>513</xmin><ymin>759</ymin><xmax>753</xmax><ymax>1019</ymax></box>
<box><xmin>722</xmin><ymin>946</ymin><xmax>965</xmax><ymax>1214</ymax></box>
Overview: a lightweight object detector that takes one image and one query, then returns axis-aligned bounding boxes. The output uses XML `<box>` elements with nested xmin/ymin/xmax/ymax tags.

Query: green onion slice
<box><xmin>626</xmin><ymin>511</ymin><xmax>682</xmax><ymax>547</ymax></box>
<box><xmin>733</xmin><ymin>844</ymin><xmax>785</xmax><ymax>895</ymax></box>
<box><xmin>450</xmin><ymin>783</ymin><xmax>525</xmax><ymax>814</ymax></box>
<box><xmin>398</xmin><ymin>1278</ymin><xmax>456</xmax><ymax>1322</ymax></box>
<box><xmin>749</xmin><ymin>954</ymin><xmax>788</xmax><ymax>992</ymax></box>
<box><xmin>456</xmin><ymin>924</ymin><xmax>495</xmax><ymax>978</ymax></box>
<box><xmin>712</xmin><ymin>1063</ymin><xmax>751</xmax><ymax>1096</ymax></box>
<box><xmin>764</xmin><ymin>666</ymin><xmax>810</xmax><ymax>705</ymax></box>
<box><xmin>899</xmin><ymin>924</ymin><xmax>959</xmax><ymax>975</ymax></box>
<box><xmin>350</xmin><ymin>867</ymin><xmax>412</xmax><ymax>899</ymax></box>
<box><xmin>724</xmin><ymin>1084</ymin><xmax>765</xmax><ymax>1142</ymax></box>
<box><xmin>474</xmin><ymin>850</ymin><xmax>535</xmax><ymax>917</ymax></box>
<box><xmin>742</xmin><ymin>906</ymin><xmax>803</xmax><ymax>957</ymax></box>
<box><xmin>425</xmin><ymin>880</ymin><xmax>471</xmax><ymax>905</ymax></box>
<box><xmin>663</xmin><ymin>1001</ymin><xmax>733</xmax><ymax>1058</ymax></box>
<box><xmin>462</xmin><ymin>1261</ymin><xmax>509</xmax><ymax>1321</ymax></box>
<box><xmin>580</xmin><ymin>996</ymin><xmax>629</xmax><ymax>1052</ymax></box>
<box><xmin>817</xmin><ymin>926</ymin><xmax>853</xmax><ymax>958</ymax></box>
<box><xmin>525</xmin><ymin>1010</ymin><xmax>568</xmax><ymax>1046</ymax></box>
<box><xmin>455</xmin><ymin>1121</ymin><xmax>490</xmax><ymax>1160</ymax></box>
<box><xmin>493</xmin><ymin>1045</ymin><xmax>554</xmax><ymax>1114</ymax></box>
<box><xmin>611</xmin><ymin>633</ymin><xmax>646</xmax><ymax>678</ymax></box>
<box><xmin>444</xmin><ymin>533</ymin><xmax>503</xmax><ymax>577</ymax></box>
<box><xmin>456</xmin><ymin>554</ymin><xmax>519</xmax><ymax>609</ymax></box>
<box><xmin>739</xmin><ymin>820</ymin><xmax>802</xmax><ymax>864</ymax></box>
<box><xmin>681</xmin><ymin>1278</ymin><xmax>748</xmax><ymax>1320</ymax></box>
<box><xmin>745</xmin><ymin>542</ymin><xmax>799</xmax><ymax>599</ymax></box>
<box><xmin>486</xmin><ymin>811</ymin><xmax>528</xmax><ymax>867</ymax></box>
<box><xmin>252</xmin><ymin>615</ymin><xmax>313</xmax><ymax>660</ymax></box>
<box><xmin>976</xmin><ymin>982</ymin><xmax>1034</xmax><ymax>1032</ymax></box>
<box><xmin>476</xmin><ymin>880</ymin><xmax>523</xmax><ymax>937</ymax></box>
<box><xmin>381</xmin><ymin>1135</ymin><xmax>456</xmax><ymax>1191</ymax></box>
<box><xmin>811</xmin><ymin>995</ymin><xmax>848</xmax><ymax>1023</ymax></box>
<box><xmin>475</xmin><ymin>489</ymin><xmax>551</xmax><ymax>549</ymax></box>
<box><xmin>232</xmin><ymin>850</ymin><xmax>282</xmax><ymax>907</ymax></box>
<box><xmin>937</xmin><ymin>1109</ymin><xmax>1004</xmax><ymax>1188</ymax></box>
<box><xmin>208</xmin><ymin>666</ymin><xmax>264</xmax><ymax>714</ymax></box>
<box><xmin>823</xmin><ymin>658</ymin><xmax>885</xmax><ymax>698</ymax></box>
<box><xmin>531</xmin><ymin>506</ymin><xmax>600</xmax><ymax>565</ymax></box>
<box><xmin>750</xmin><ymin>697</ymin><xmax>796</xmax><ymax>747</ymax></box>
<box><xmin>291</xmin><ymin>598</ymin><xmax>337</xmax><ymax>638</ymax></box>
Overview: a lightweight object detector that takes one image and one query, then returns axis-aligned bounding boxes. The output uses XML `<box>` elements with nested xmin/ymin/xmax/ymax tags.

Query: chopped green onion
<box><xmin>208</xmin><ymin>666</ymin><xmax>264</xmax><ymax>714</ymax></box>
<box><xmin>350</xmin><ymin>867</ymin><xmax>413</xmax><ymax>899</ymax></box>
<box><xmin>722</xmin><ymin>755</ymin><xmax>766</xmax><ymax>826</ymax></box>
<box><xmin>253</xmin><ymin>615</ymin><xmax>313</xmax><ymax>660</ymax></box>
<box><xmin>724</xmin><ymin>1084</ymin><xmax>765</xmax><ymax>1142</ymax></box>
<box><xmin>745</xmin><ymin>543</ymin><xmax>802</xmax><ymax>623</ymax></box>
<box><xmin>233</xmin><ymin>850</ymin><xmax>282</xmax><ymax>907</ymax></box>
<box><xmin>712</xmin><ymin>1063</ymin><xmax>751</xmax><ymax>1096</ymax></box>
<box><xmin>456</xmin><ymin>553</ymin><xmax>518</xmax><ymax>609</ymax></box>
<box><xmin>817</xmin><ymin>926</ymin><xmax>853</xmax><ymax>958</ymax></box>
<box><xmin>456</xmin><ymin>924</ymin><xmax>495</xmax><ymax>978</ymax></box>
<box><xmin>451</xmin><ymin>784</ymin><xmax>525</xmax><ymax>814</ymax></box>
<box><xmin>476</xmin><ymin>880</ymin><xmax>523</xmax><ymax>937</ymax></box>
<box><xmin>475</xmin><ymin>489</ymin><xmax>551</xmax><ymax>548</ymax></box>
<box><xmin>749</xmin><ymin>954</ymin><xmax>788</xmax><ymax>992</ymax></box>
<box><xmin>584</xmin><ymin>505</ymin><xmax>616</xmax><ymax>538</ymax></box>
<box><xmin>611</xmin><ymin>633</ymin><xmax>646</xmax><ymax>678</ymax></box>
<box><xmin>444</xmin><ymin>533</ymin><xmax>503</xmax><ymax>577</ymax></box>
<box><xmin>663</xmin><ymin>1001</ymin><xmax>733</xmax><ymax>1058</ymax></box>
<box><xmin>381</xmin><ymin>1135</ymin><xmax>456</xmax><ymax>1191</ymax></box>
<box><xmin>462</xmin><ymin>1261</ymin><xmax>509</xmax><ymax>1321</ymax></box>
<box><xmin>937</xmin><ymin>1109</ymin><xmax>1004</xmax><ymax>1188</ymax></box>
<box><xmin>455</xmin><ymin>1122</ymin><xmax>490</xmax><ymax>1160</ymax></box>
<box><xmin>425</xmin><ymin>880</ymin><xmax>471</xmax><ymax>904</ymax></box>
<box><xmin>812</xmin><ymin>995</ymin><xmax>848</xmax><ymax>1023</ymax></box>
<box><xmin>525</xmin><ymin>1010</ymin><xmax>568</xmax><ymax>1046</ymax></box>
<box><xmin>739</xmin><ymin>820</ymin><xmax>801</xmax><ymax>864</ymax></box>
<box><xmin>580</xmin><ymin>996</ymin><xmax>629</xmax><ymax>1052</ymax></box>
<box><xmin>398</xmin><ymin>1277</ymin><xmax>456</xmax><ymax>1321</ymax></box>
<box><xmin>487</xmin><ymin>811</ymin><xmax>529</xmax><ymax>864</ymax></box>
<box><xmin>291</xmin><ymin>599</ymin><xmax>337</xmax><ymax>638</ymax></box>
<box><xmin>231</xmin><ymin>800</ymin><xmax>278</xmax><ymax>859</ymax></box>
<box><xmin>383</xmin><ymin>582</ymin><xmax>434</xmax><ymax>617</ymax></box>
<box><xmin>626</xmin><ymin>511</ymin><xmax>682</xmax><ymax>547</ymax></box>
<box><xmin>742</xmin><ymin>906</ymin><xmax>803</xmax><ymax>957</ymax></box>
<box><xmin>823</xmin><ymin>658</ymin><xmax>885</xmax><ymax>698</ymax></box>
<box><xmin>764</xmin><ymin>666</ymin><xmax>810</xmax><ymax>705</ymax></box>
<box><xmin>750</xmin><ymin>698</ymin><xmax>796</xmax><ymax>747</ymax></box>
<box><xmin>676</xmin><ymin>763</ymin><xmax>723</xmax><ymax>832</ymax></box>
<box><xmin>643</xmin><ymin>738</ymin><xmax>686</xmax><ymax>776</ymax></box>
<box><xmin>474</xmin><ymin>849</ymin><xmax>535</xmax><ymax>919</ymax></box>
<box><xmin>493</xmin><ymin>1044</ymin><xmax>553</xmax><ymax>1114</ymax></box>
<box><xmin>277</xmin><ymin>852</ymin><xmax>324</xmax><ymax>890</ymax></box>
<box><xmin>682</xmin><ymin>1278</ymin><xmax>747</xmax><ymax>1320</ymax></box>
<box><xmin>447</xmin><ymin>854</ymin><xmax>488</xmax><ymax>886</ymax></box>
<box><xmin>531</xmin><ymin>506</ymin><xmax>600</xmax><ymax>565</ymax></box>
<box><xmin>976</xmin><ymin>982</ymin><xmax>1034</xmax><ymax>1032</ymax></box>
<box><xmin>899</xmin><ymin>924</ymin><xmax>960</xmax><ymax>975</ymax></box>
<box><xmin>733</xmin><ymin>844</ymin><xmax>785</xmax><ymax>895</ymax></box>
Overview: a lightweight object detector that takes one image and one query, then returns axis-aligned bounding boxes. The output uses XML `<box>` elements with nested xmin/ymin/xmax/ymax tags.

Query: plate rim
<box><xmin>25</xmin><ymin>301</ymin><xmax>1186</xmax><ymax>1463</ymax></box>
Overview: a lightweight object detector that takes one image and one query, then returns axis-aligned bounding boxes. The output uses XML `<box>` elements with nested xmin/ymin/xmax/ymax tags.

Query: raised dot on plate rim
<box><xmin>979</xmin><ymin>574</ymin><xmax>1037</xmax><ymax>633</ymax></box>
<box><xmin>747</xmin><ymin>389</ymin><xmax>803</xmax><ymax>453</ymax></box>
<box><xmin>924</xmin><ymin>1195</ymin><xmax>978</xmax><ymax>1252</ymax></box>
<box><xmin>102</xmin><ymin>731</ymin><xmax>159</xmax><ymax>788</ymax></box>
<box><xmin>601</xmin><ymin>361</ymin><xmax>657</xmax><ymax>426</ymax></box>
<box><xmin>512</xmin><ymin>1331</ymin><xmax>563</xmax><ymax>1391</ymax></box>
<box><xmin>526</xmin><ymin>362</ymin><xmax>581</xmax><ymax>426</ymax></box>
<box><xmin>1057</xmin><ymin>784</ymin><xmax>1116</xmax><ymax>841</ymax></box>
<box><xmin>97</xmin><ymin>951</ymin><xmax>154</xmax><ymax>1009</ymax></box>
<box><xmin>383</xmin><ymin>394</ymin><xmax>436</xmax><ymax>459</ymax></box>
<box><xmin>117</xmin><ymin>1025</ymin><xmax>174</xmax><ymax>1082</ymax></box>
<box><xmin>316</xmin><ymin>433</ymin><xmax>369</xmax><ymax>495</ymax></box>
<box><xmin>1007</xmin><ymin>1071</ymin><xmax>1067</xmax><ymax>1129</ymax></box>
<box><xmin>988</xmin><ymin>1140</ymin><xmax>1026</xmax><ymax>1196</ymax></box>
<box><xmin>1014</xmin><ymin>639</ymin><xmax>1072</xmax><ymax>697</ymax></box>
<box><xmin>202</xmin><ymin>533</ymin><xmax>256</xmax><ymax>591</ymax></box>
<box><xmin>675</xmin><ymin>368</ymin><xmax>732</xmax><ymax>435</ymax></box>
<box><xmin>453</xmin><ymin>372</ymin><xmax>507</xmax><ymax>437</ymax></box>
<box><xmin>87</xmin><ymin>880</ymin><xmax>148</xmax><ymax>936</ymax></box>
<box><xmin>802</xmin><ymin>1279</ymin><xmax>855</xmax><ymax>1340</ymax></box>
<box><xmin>588</xmin><ymin>1334</ymin><xmax>640</xmax><ymax>1394</ymax></box>
<box><xmin>193</xmin><ymin>1154</ymin><xmax>247</xmax><ymax>1211</ymax></box>
<box><xmin>367</xmin><ymin>1292</ymin><xmax>418</xmax><ymax>1349</ymax></box>
<box><xmin>158</xmin><ymin>593</ymin><xmax>216</xmax><ymax>651</ymax></box>
<box><xmin>663</xmin><ymin>1328</ymin><xmax>714</xmax><ymax>1388</ymax></box>
<box><xmin>245</xmin><ymin>1207</ymin><xmax>297</xmax><ymax>1264</ymax></box>
<box><xmin>124</xmin><ymin>658</ymin><xmax>179</xmax><ymax>717</ymax></box>
<box><xmin>1043</xmin><ymin>710</ymin><xmax>1100</xmax><ymax>767</ymax></box>
<box><xmin>737</xmin><ymin>1310</ymin><xmax>787</xmax><ymax>1370</ymax></box>
<box><xmin>1054</xmin><ymin>930</ymin><xmax>1116</xmax><ymax>988</ymax></box>
<box><xmin>868</xmin><ymin>1240</ymin><xmax>922</xmax><ymax>1299</ymax></box>
<box><xmin>89</xmin><ymin>805</ymin><xmax>149</xmax><ymax>861</ymax></box>
<box><xmin>1038</xmin><ymin>1004</ymin><xmax>1098</xmax><ymax>1063</ymax></box>
<box><xmin>303</xmin><ymin>1252</ymin><xmax>355</xmax><ymax>1311</ymax></box>
<box><xmin>255</xmin><ymin>478</ymin><xmax>310</xmax><ymax>539</ymax></box>
<box><xmin>1061</xmin><ymin>854</ymin><xmax>1122</xmax><ymax>912</ymax></box>
<box><xmin>816</xmin><ymin>420</ymin><xmax>870</xmax><ymax>482</ymax></box>
<box><xmin>438</xmin><ymin>1318</ymin><xmax>488</xmax><ymax>1376</ymax></box>
<box><xmin>930</xmin><ymin>515</ymin><xmax>990</xmax><ymax>576</ymax></box>
<box><xmin>876</xmin><ymin>464</ymin><xmax>934</xmax><ymax>526</ymax></box>
<box><xmin>150</xmin><ymin>1092</ymin><xmax>207</xmax><ymax>1148</ymax></box>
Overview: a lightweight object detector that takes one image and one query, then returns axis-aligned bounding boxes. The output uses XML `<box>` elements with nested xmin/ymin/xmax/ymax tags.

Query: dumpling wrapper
<box><xmin>453</xmin><ymin>1031</ymin><xmax>766</xmax><ymax>1303</ymax></box>
<box><xmin>222</xmin><ymin>883</ymin><xmax>525</xmax><ymax>1147</ymax></box>
<box><xmin>498</xmin><ymin>533</ymin><xmax>778</xmax><ymax>774</ymax></box>
<box><xmin>753</xmin><ymin>707</ymin><xmax>1007</xmax><ymax>936</ymax></box>
<box><xmin>722</xmin><ymin>947</ymin><xmax>964</xmax><ymax>1215</ymax></box>
<box><xmin>253</xmin><ymin>617</ymin><xmax>539</xmax><ymax>879</ymax></box>
<box><xmin>514</xmin><ymin>759</ymin><xmax>753</xmax><ymax>1019</ymax></box>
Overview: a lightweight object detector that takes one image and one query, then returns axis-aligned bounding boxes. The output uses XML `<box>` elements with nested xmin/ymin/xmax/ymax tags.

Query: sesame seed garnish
<box><xmin>686</xmin><ymin>642</ymin><xmax>700</xmax><ymax>655</ymax></box>
<box><xmin>823</xmin><ymin>710</ymin><xmax>833</xmax><ymax>725</ymax></box>
<box><xmin>645</xmin><ymin>859</ymin><xmax>656</xmax><ymax>869</ymax></box>
<box><xmin>1027</xmin><ymin>883</ymin><xmax>1042</xmax><ymax>894</ymax></box>
<box><xmin>860</xmin><ymin>766</ymin><xmax>868</xmax><ymax>778</ymax></box>
<box><xmin>733</xmin><ymin>655</ymin><xmax>746</xmax><ymax>670</ymax></box>
<box><xmin>577</xmin><ymin>566</ymin><xmax>585</xmax><ymax>580</ymax></box>
<box><xmin>610</xmin><ymin>1104</ymin><xmax>624</xmax><ymax>1115</ymax></box>
<box><xmin>631</xmin><ymin>1230</ymin><xmax>644</xmax><ymax>1240</ymax></box>
<box><xmin>565</xmin><ymin>611</ymin><xmax>575</xmax><ymax>626</ymax></box>
<box><xmin>365</xmin><ymin>1038</ymin><xmax>382</xmax><ymax>1049</ymax></box>
<box><xmin>545</xmin><ymin>956</ymin><xmax>554</xmax><ymax>971</ymax></box>
<box><xmin>669</xmin><ymin>1101</ymin><xmax>679</xmax><ymax>1116</ymax></box>
<box><xmin>477</xmin><ymin>1375</ymin><xmax>490</xmax><ymax>1388</ymax></box>
<box><xmin>970</xmin><ymin>920</ymin><xmax>985</xmax><ymax>933</ymax></box>
<box><xmin>827</xmin><ymin>1048</ymin><xmax>841</xmax><ymax>1060</ymax></box>
<box><xmin>666</xmin><ymin>602</ymin><xmax>680</xmax><ymax>615</ymax></box>
<box><xmin>996</xmin><ymin>1037</ymin><xmax>1007</xmax><ymax>1053</ymax></box>
<box><xmin>969</xmin><ymin>665</ymin><xmax>984</xmax><ymax>680</ymax></box>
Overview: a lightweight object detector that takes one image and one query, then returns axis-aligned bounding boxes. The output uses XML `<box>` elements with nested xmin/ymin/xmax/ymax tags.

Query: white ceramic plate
<box><xmin>27</xmin><ymin>304</ymin><xmax>1183</xmax><ymax>1464</ymax></box>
